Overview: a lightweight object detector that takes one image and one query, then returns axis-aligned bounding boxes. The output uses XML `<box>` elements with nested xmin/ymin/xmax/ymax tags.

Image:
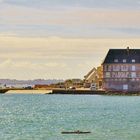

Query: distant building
<box><xmin>84</xmin><ymin>66</ymin><xmax>103</xmax><ymax>88</ymax></box>
<box><xmin>102</xmin><ymin>47</ymin><xmax>140</xmax><ymax>91</ymax></box>
<box><xmin>34</xmin><ymin>84</ymin><xmax>49</xmax><ymax>89</ymax></box>
<box><xmin>65</xmin><ymin>79</ymin><xmax>83</xmax><ymax>88</ymax></box>
<box><xmin>84</xmin><ymin>67</ymin><xmax>97</xmax><ymax>88</ymax></box>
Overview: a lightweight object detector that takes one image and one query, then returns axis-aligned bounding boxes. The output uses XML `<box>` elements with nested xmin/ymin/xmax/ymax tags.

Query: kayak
<box><xmin>61</xmin><ymin>130</ymin><xmax>91</xmax><ymax>134</ymax></box>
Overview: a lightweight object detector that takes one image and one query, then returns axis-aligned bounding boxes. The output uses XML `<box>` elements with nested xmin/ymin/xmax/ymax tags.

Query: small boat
<box><xmin>61</xmin><ymin>130</ymin><xmax>91</xmax><ymax>134</ymax></box>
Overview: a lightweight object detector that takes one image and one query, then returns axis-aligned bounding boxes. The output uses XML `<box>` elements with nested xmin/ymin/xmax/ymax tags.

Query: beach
<box><xmin>6</xmin><ymin>89</ymin><xmax>52</xmax><ymax>94</ymax></box>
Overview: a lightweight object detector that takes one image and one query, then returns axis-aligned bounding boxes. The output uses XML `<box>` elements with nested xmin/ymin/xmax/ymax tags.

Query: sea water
<box><xmin>0</xmin><ymin>94</ymin><xmax>140</xmax><ymax>140</ymax></box>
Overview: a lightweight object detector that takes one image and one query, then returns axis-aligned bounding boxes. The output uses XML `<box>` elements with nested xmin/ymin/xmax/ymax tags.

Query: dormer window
<box><xmin>132</xmin><ymin>59</ymin><xmax>135</xmax><ymax>63</ymax></box>
<box><xmin>123</xmin><ymin>59</ymin><xmax>126</xmax><ymax>63</ymax></box>
<box><xmin>114</xmin><ymin>59</ymin><xmax>118</xmax><ymax>63</ymax></box>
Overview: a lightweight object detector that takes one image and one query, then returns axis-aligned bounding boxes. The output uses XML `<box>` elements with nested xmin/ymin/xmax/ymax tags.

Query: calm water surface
<box><xmin>0</xmin><ymin>94</ymin><xmax>140</xmax><ymax>140</ymax></box>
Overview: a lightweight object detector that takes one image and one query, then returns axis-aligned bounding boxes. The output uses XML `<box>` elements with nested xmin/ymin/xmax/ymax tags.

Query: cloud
<box><xmin>0</xmin><ymin>59</ymin><xmax>67</xmax><ymax>79</ymax></box>
<box><xmin>3</xmin><ymin>0</ymin><xmax>140</xmax><ymax>9</ymax></box>
<box><xmin>0</xmin><ymin>36</ymin><xmax>140</xmax><ymax>79</ymax></box>
<box><xmin>1</xmin><ymin>6</ymin><xmax>140</xmax><ymax>27</ymax></box>
<box><xmin>0</xmin><ymin>36</ymin><xmax>139</xmax><ymax>57</ymax></box>
<box><xmin>0</xmin><ymin>59</ymin><xmax>67</xmax><ymax>69</ymax></box>
<box><xmin>0</xmin><ymin>0</ymin><xmax>5</xmax><ymax>3</ymax></box>
<box><xmin>0</xmin><ymin>0</ymin><xmax>140</xmax><ymax>39</ymax></box>
<box><xmin>0</xmin><ymin>5</ymin><xmax>140</xmax><ymax>37</ymax></box>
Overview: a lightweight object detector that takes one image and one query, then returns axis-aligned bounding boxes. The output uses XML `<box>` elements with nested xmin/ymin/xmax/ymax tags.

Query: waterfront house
<box><xmin>102</xmin><ymin>47</ymin><xmax>140</xmax><ymax>91</ymax></box>
<box><xmin>84</xmin><ymin>67</ymin><xmax>97</xmax><ymax>88</ymax></box>
<box><xmin>84</xmin><ymin>66</ymin><xmax>103</xmax><ymax>89</ymax></box>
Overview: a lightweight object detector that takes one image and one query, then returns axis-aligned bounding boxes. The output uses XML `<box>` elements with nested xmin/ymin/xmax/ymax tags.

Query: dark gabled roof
<box><xmin>103</xmin><ymin>48</ymin><xmax>140</xmax><ymax>64</ymax></box>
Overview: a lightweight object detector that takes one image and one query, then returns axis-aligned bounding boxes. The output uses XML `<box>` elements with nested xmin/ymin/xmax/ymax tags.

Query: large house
<box><xmin>102</xmin><ymin>47</ymin><xmax>140</xmax><ymax>91</ymax></box>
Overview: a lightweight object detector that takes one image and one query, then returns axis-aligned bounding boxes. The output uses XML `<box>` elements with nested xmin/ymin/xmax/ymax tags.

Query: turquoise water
<box><xmin>0</xmin><ymin>94</ymin><xmax>140</xmax><ymax>140</ymax></box>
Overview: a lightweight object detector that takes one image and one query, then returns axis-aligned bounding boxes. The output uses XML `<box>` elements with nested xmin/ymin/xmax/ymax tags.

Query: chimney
<box><xmin>127</xmin><ymin>46</ymin><xmax>129</xmax><ymax>55</ymax></box>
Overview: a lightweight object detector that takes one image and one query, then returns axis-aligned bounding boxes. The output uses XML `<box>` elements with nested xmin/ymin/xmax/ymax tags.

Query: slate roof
<box><xmin>103</xmin><ymin>48</ymin><xmax>140</xmax><ymax>64</ymax></box>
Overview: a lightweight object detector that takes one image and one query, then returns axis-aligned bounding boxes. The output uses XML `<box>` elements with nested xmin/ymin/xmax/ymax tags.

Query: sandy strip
<box><xmin>6</xmin><ymin>90</ymin><xmax>52</xmax><ymax>94</ymax></box>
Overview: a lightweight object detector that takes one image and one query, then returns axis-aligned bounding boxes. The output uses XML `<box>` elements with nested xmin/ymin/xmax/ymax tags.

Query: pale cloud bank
<box><xmin>0</xmin><ymin>36</ymin><xmax>139</xmax><ymax>79</ymax></box>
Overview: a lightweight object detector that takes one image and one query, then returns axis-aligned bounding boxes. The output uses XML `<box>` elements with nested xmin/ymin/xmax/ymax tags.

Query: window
<box><xmin>132</xmin><ymin>59</ymin><xmax>135</xmax><ymax>63</ymax></box>
<box><xmin>105</xmin><ymin>72</ymin><xmax>110</xmax><ymax>78</ymax></box>
<box><xmin>104</xmin><ymin>65</ymin><xmax>107</xmax><ymax>71</ymax></box>
<box><xmin>121</xmin><ymin>65</ymin><xmax>128</xmax><ymax>71</ymax></box>
<box><xmin>131</xmin><ymin>78</ymin><xmax>135</xmax><ymax>81</ymax></box>
<box><xmin>105</xmin><ymin>65</ymin><xmax>111</xmax><ymax>71</ymax></box>
<box><xmin>132</xmin><ymin>65</ymin><xmax>136</xmax><ymax>71</ymax></box>
<box><xmin>123</xmin><ymin>84</ymin><xmax>128</xmax><ymax>90</ymax></box>
<box><xmin>114</xmin><ymin>59</ymin><xmax>118</xmax><ymax>62</ymax></box>
<box><xmin>123</xmin><ymin>59</ymin><xmax>126</xmax><ymax>63</ymax></box>
<box><xmin>131</xmin><ymin>72</ymin><xmax>136</xmax><ymax>78</ymax></box>
<box><xmin>113</xmin><ymin>65</ymin><xmax>120</xmax><ymax>71</ymax></box>
<box><xmin>108</xmin><ymin>65</ymin><xmax>112</xmax><ymax>71</ymax></box>
<box><xmin>136</xmin><ymin>78</ymin><xmax>139</xmax><ymax>81</ymax></box>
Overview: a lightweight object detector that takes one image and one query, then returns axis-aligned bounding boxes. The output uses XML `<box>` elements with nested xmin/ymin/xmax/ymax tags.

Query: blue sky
<box><xmin>0</xmin><ymin>0</ymin><xmax>140</xmax><ymax>79</ymax></box>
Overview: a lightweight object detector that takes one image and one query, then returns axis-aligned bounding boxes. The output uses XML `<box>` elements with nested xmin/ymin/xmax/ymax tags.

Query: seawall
<box><xmin>0</xmin><ymin>89</ymin><xmax>9</xmax><ymax>94</ymax></box>
<box><xmin>51</xmin><ymin>89</ymin><xmax>140</xmax><ymax>96</ymax></box>
<box><xmin>51</xmin><ymin>89</ymin><xmax>106</xmax><ymax>95</ymax></box>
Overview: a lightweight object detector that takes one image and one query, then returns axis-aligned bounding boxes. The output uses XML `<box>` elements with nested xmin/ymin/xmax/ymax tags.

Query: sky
<box><xmin>0</xmin><ymin>0</ymin><xmax>140</xmax><ymax>80</ymax></box>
